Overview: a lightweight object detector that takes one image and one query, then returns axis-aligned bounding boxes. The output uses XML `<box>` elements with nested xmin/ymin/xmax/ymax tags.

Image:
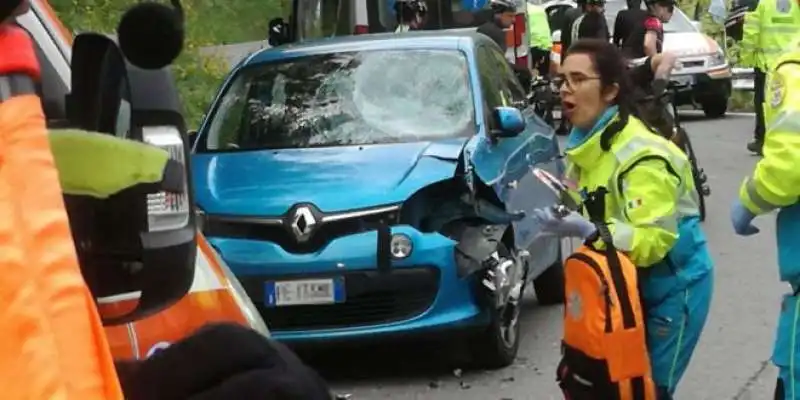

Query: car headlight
<box><xmin>707</xmin><ymin>52</ymin><xmax>726</xmax><ymax>67</ymax></box>
<box><xmin>390</xmin><ymin>234</ymin><xmax>413</xmax><ymax>259</ymax></box>
<box><xmin>143</xmin><ymin>126</ymin><xmax>190</xmax><ymax>232</ymax></box>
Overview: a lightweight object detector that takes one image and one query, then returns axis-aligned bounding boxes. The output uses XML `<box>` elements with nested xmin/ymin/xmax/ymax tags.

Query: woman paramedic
<box><xmin>532</xmin><ymin>39</ymin><xmax>714</xmax><ymax>399</ymax></box>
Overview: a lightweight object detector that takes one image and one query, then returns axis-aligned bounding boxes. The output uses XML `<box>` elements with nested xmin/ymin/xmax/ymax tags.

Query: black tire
<box><xmin>701</xmin><ymin>97</ymin><xmax>728</xmax><ymax>118</ymax></box>
<box><xmin>470</xmin><ymin>243</ymin><xmax>523</xmax><ymax>370</ymax></box>
<box><xmin>676</xmin><ymin>127</ymin><xmax>708</xmax><ymax>222</ymax></box>
<box><xmin>533</xmin><ymin>238</ymin><xmax>568</xmax><ymax>306</ymax></box>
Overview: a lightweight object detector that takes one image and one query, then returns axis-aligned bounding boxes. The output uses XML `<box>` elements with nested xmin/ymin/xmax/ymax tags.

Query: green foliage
<box><xmin>50</xmin><ymin>0</ymin><xmax>286</xmax><ymax>128</ymax></box>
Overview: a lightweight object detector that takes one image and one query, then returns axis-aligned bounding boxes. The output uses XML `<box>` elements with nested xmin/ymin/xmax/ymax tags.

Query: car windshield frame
<box><xmin>602</xmin><ymin>0</ymin><xmax>696</xmax><ymax>34</ymax></box>
<box><xmin>197</xmin><ymin>48</ymin><xmax>476</xmax><ymax>153</ymax></box>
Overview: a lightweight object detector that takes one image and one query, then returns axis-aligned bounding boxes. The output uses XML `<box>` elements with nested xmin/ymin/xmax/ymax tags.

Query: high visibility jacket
<box><xmin>565</xmin><ymin>115</ymin><xmax>701</xmax><ymax>267</ymax></box>
<box><xmin>739</xmin><ymin>39</ymin><xmax>800</xmax><ymax>284</ymax></box>
<box><xmin>527</xmin><ymin>3</ymin><xmax>552</xmax><ymax>50</ymax></box>
<box><xmin>0</xmin><ymin>27</ymin><xmax>122</xmax><ymax>399</ymax></box>
<box><xmin>740</xmin><ymin>0</ymin><xmax>800</xmax><ymax>70</ymax></box>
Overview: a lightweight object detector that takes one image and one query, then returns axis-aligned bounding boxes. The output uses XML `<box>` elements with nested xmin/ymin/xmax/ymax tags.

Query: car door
<box><xmin>469</xmin><ymin>45</ymin><xmax>562</xmax><ymax>278</ymax></box>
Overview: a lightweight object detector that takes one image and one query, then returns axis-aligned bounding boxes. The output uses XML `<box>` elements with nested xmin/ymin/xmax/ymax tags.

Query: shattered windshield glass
<box><xmin>201</xmin><ymin>49</ymin><xmax>474</xmax><ymax>151</ymax></box>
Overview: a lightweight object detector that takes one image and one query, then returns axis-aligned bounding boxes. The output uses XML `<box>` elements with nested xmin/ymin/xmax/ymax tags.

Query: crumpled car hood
<box><xmin>192</xmin><ymin>138</ymin><xmax>467</xmax><ymax>216</ymax></box>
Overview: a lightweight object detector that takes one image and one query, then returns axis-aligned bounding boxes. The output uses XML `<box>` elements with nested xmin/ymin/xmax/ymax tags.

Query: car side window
<box><xmin>487</xmin><ymin>48</ymin><xmax>527</xmax><ymax>108</ymax></box>
<box><xmin>476</xmin><ymin>46</ymin><xmax>505</xmax><ymax>110</ymax></box>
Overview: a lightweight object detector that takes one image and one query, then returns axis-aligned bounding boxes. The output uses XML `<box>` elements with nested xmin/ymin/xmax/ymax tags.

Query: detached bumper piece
<box><xmin>242</xmin><ymin>267</ymin><xmax>440</xmax><ymax>331</ymax></box>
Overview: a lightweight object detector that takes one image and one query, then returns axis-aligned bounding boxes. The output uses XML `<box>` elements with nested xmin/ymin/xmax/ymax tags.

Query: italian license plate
<box><xmin>264</xmin><ymin>278</ymin><xmax>344</xmax><ymax>307</ymax></box>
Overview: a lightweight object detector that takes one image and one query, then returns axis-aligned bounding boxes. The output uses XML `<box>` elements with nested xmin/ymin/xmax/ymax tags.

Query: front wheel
<box><xmin>470</xmin><ymin>243</ymin><xmax>523</xmax><ymax>369</ymax></box>
<box><xmin>675</xmin><ymin>127</ymin><xmax>708</xmax><ymax>221</ymax></box>
<box><xmin>701</xmin><ymin>96</ymin><xmax>728</xmax><ymax>119</ymax></box>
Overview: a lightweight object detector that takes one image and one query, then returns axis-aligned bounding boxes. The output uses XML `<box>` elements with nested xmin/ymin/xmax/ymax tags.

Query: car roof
<box><xmin>243</xmin><ymin>29</ymin><xmax>491</xmax><ymax>67</ymax></box>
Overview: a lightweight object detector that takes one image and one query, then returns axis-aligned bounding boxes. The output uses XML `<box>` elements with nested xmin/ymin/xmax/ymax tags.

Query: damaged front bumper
<box><xmin>209</xmin><ymin>224</ymin><xmax>516</xmax><ymax>343</ymax></box>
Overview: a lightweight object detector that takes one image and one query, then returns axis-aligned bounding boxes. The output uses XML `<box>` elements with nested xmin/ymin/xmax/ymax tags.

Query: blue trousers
<box><xmin>645</xmin><ymin>270</ymin><xmax>713</xmax><ymax>396</ymax></box>
<box><xmin>773</xmin><ymin>293</ymin><xmax>800</xmax><ymax>400</ymax></box>
<box><xmin>640</xmin><ymin>217</ymin><xmax>714</xmax><ymax>396</ymax></box>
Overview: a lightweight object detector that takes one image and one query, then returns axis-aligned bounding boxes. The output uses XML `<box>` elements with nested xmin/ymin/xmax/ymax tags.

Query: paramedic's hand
<box><xmin>117</xmin><ymin>323</ymin><xmax>334</xmax><ymax>400</ymax></box>
<box><xmin>730</xmin><ymin>200</ymin><xmax>760</xmax><ymax>236</ymax></box>
<box><xmin>533</xmin><ymin>207</ymin><xmax>596</xmax><ymax>239</ymax></box>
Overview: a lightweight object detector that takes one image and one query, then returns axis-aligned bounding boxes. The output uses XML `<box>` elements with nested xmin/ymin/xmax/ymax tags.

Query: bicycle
<box><xmin>528</xmin><ymin>75</ymin><xmax>558</xmax><ymax>128</ymax></box>
<box><xmin>634</xmin><ymin>80</ymin><xmax>711</xmax><ymax>221</ymax></box>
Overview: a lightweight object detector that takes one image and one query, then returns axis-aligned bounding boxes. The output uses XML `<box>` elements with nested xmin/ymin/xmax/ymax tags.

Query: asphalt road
<box><xmin>289</xmin><ymin>113</ymin><xmax>786</xmax><ymax>400</ymax></box>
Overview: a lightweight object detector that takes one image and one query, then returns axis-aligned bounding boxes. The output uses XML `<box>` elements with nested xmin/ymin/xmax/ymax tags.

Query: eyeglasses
<box><xmin>553</xmin><ymin>74</ymin><xmax>601</xmax><ymax>91</ymax></box>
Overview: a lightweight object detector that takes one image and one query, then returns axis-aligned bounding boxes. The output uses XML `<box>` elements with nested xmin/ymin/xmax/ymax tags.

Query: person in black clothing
<box><xmin>613</xmin><ymin>0</ymin><xmax>648</xmax><ymax>49</ymax></box>
<box><xmin>559</xmin><ymin>0</ymin><xmax>609</xmax><ymax>67</ymax></box>
<box><xmin>476</xmin><ymin>0</ymin><xmax>533</xmax><ymax>88</ymax></box>
<box><xmin>622</xmin><ymin>0</ymin><xmax>679</xmax><ymax>95</ymax></box>
<box><xmin>622</xmin><ymin>0</ymin><xmax>681</xmax><ymax>140</ymax></box>
<box><xmin>476</xmin><ymin>0</ymin><xmax>516</xmax><ymax>51</ymax></box>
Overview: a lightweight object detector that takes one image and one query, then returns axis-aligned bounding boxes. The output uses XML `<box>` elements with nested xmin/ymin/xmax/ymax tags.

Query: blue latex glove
<box><xmin>730</xmin><ymin>200</ymin><xmax>760</xmax><ymax>236</ymax></box>
<box><xmin>533</xmin><ymin>207</ymin><xmax>597</xmax><ymax>238</ymax></box>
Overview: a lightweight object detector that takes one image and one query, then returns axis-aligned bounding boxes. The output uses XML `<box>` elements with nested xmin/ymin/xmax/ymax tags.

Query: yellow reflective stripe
<box><xmin>769</xmin><ymin>110</ymin><xmax>800</xmax><ymax>132</ymax></box>
<box><xmin>744</xmin><ymin>176</ymin><xmax>780</xmax><ymax>212</ymax></box>
<box><xmin>611</xmin><ymin>215</ymin><xmax>678</xmax><ymax>252</ymax></box>
<box><xmin>762</xmin><ymin>25</ymin><xmax>800</xmax><ymax>34</ymax></box>
<box><xmin>611</xmin><ymin>135</ymin><xmax>700</xmax><ymax>218</ymax></box>
<box><xmin>611</xmin><ymin>221</ymin><xmax>635</xmax><ymax>251</ymax></box>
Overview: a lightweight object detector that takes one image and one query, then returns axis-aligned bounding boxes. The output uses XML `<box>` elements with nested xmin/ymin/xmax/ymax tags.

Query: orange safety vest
<box><xmin>0</xmin><ymin>25</ymin><xmax>123</xmax><ymax>400</ymax></box>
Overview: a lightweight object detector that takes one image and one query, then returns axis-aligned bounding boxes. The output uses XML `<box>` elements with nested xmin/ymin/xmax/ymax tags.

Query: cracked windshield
<box><xmin>13</xmin><ymin>0</ymin><xmax>785</xmax><ymax>398</ymax></box>
<box><xmin>203</xmin><ymin>50</ymin><xmax>473</xmax><ymax>151</ymax></box>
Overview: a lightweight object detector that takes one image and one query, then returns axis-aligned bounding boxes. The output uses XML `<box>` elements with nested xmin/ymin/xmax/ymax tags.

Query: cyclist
<box><xmin>613</xmin><ymin>0</ymin><xmax>648</xmax><ymax>49</ymax></box>
<box><xmin>560</xmin><ymin>0</ymin><xmax>610</xmax><ymax>65</ymax></box>
<box><xmin>621</xmin><ymin>0</ymin><xmax>681</xmax><ymax>140</ymax></box>
<box><xmin>623</xmin><ymin>0</ymin><xmax>680</xmax><ymax>97</ymax></box>
<box><xmin>394</xmin><ymin>0</ymin><xmax>428</xmax><ymax>32</ymax></box>
<box><xmin>477</xmin><ymin>0</ymin><xmax>533</xmax><ymax>86</ymax></box>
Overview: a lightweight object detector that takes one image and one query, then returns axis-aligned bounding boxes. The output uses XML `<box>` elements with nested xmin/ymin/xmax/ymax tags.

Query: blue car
<box><xmin>191</xmin><ymin>30</ymin><xmax>568</xmax><ymax>369</ymax></box>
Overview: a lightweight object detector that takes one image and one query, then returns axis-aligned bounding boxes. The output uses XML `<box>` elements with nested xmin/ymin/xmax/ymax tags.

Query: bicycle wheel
<box><xmin>675</xmin><ymin>127</ymin><xmax>708</xmax><ymax>222</ymax></box>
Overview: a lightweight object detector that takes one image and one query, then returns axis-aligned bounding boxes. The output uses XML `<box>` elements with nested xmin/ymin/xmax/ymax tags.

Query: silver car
<box><xmin>543</xmin><ymin>0</ymin><xmax>733</xmax><ymax>117</ymax></box>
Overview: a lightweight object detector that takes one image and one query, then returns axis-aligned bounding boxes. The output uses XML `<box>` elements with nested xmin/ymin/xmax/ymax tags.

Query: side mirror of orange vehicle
<box><xmin>64</xmin><ymin>32</ymin><xmax>197</xmax><ymax>326</ymax></box>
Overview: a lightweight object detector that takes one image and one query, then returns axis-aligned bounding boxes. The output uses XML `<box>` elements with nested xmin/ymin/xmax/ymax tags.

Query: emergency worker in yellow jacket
<box><xmin>731</xmin><ymin>38</ymin><xmax>800</xmax><ymax>400</ymax></box>
<box><xmin>740</xmin><ymin>0</ymin><xmax>800</xmax><ymax>154</ymax></box>
<box><xmin>533</xmin><ymin>39</ymin><xmax>714</xmax><ymax>399</ymax></box>
<box><xmin>527</xmin><ymin>2</ymin><xmax>552</xmax><ymax>76</ymax></box>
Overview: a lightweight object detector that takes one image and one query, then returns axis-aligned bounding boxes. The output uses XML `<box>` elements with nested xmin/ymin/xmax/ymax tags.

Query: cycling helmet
<box><xmin>626</xmin><ymin>0</ymin><xmax>643</xmax><ymax>8</ymax></box>
<box><xmin>394</xmin><ymin>0</ymin><xmax>428</xmax><ymax>20</ymax></box>
<box><xmin>490</xmin><ymin>0</ymin><xmax>517</xmax><ymax>13</ymax></box>
<box><xmin>644</xmin><ymin>0</ymin><xmax>675</xmax><ymax>5</ymax></box>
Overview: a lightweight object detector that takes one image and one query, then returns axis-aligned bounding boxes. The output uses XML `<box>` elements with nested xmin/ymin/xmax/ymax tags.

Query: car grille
<box><xmin>240</xmin><ymin>267</ymin><xmax>440</xmax><ymax>332</ymax></box>
<box><xmin>204</xmin><ymin>208</ymin><xmax>399</xmax><ymax>254</ymax></box>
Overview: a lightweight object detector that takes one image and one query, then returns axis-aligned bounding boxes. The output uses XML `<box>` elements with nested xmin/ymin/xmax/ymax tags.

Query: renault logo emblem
<box><xmin>290</xmin><ymin>206</ymin><xmax>317</xmax><ymax>242</ymax></box>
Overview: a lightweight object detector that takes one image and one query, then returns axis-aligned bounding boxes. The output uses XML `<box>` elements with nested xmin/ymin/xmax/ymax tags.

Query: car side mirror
<box><xmin>268</xmin><ymin>17</ymin><xmax>292</xmax><ymax>47</ymax></box>
<box><xmin>491</xmin><ymin>106</ymin><xmax>526</xmax><ymax>138</ymax></box>
<box><xmin>67</xmin><ymin>32</ymin><xmax>196</xmax><ymax>326</ymax></box>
